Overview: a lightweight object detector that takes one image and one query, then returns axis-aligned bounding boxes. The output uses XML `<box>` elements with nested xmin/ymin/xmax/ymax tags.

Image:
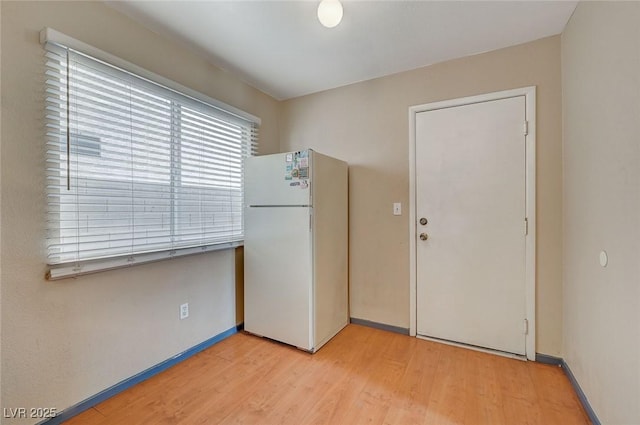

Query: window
<box><xmin>43</xmin><ymin>29</ymin><xmax>258</xmax><ymax>279</ymax></box>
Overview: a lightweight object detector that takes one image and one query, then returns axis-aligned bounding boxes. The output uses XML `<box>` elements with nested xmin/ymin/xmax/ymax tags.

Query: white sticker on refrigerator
<box><xmin>286</xmin><ymin>151</ymin><xmax>309</xmax><ymax>181</ymax></box>
<box><xmin>285</xmin><ymin>163</ymin><xmax>293</xmax><ymax>180</ymax></box>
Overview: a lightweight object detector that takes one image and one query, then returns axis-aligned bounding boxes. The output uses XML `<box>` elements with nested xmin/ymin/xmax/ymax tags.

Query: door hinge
<box><xmin>524</xmin><ymin>120</ymin><xmax>529</xmax><ymax>136</ymax></box>
<box><xmin>523</xmin><ymin>319</ymin><xmax>529</xmax><ymax>335</ymax></box>
<box><xmin>524</xmin><ymin>217</ymin><xmax>529</xmax><ymax>235</ymax></box>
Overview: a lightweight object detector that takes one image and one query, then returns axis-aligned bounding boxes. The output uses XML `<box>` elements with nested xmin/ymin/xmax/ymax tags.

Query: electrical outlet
<box><xmin>180</xmin><ymin>303</ymin><xmax>189</xmax><ymax>320</ymax></box>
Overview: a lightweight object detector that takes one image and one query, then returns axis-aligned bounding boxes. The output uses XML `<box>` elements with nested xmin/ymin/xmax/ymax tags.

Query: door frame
<box><xmin>408</xmin><ymin>87</ymin><xmax>536</xmax><ymax>360</ymax></box>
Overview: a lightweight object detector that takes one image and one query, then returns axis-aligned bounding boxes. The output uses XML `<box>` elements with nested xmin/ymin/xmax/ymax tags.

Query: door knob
<box><xmin>419</xmin><ymin>217</ymin><xmax>428</xmax><ymax>225</ymax></box>
<box><xmin>419</xmin><ymin>233</ymin><xmax>429</xmax><ymax>241</ymax></box>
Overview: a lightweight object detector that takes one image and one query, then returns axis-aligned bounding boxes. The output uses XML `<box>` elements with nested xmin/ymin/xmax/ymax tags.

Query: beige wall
<box><xmin>562</xmin><ymin>2</ymin><xmax>640</xmax><ymax>423</ymax></box>
<box><xmin>0</xmin><ymin>1</ymin><xmax>279</xmax><ymax>423</ymax></box>
<box><xmin>281</xmin><ymin>36</ymin><xmax>563</xmax><ymax>355</ymax></box>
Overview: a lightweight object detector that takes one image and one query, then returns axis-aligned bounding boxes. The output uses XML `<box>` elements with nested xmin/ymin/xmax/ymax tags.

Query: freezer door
<box><xmin>244</xmin><ymin>206</ymin><xmax>313</xmax><ymax>350</ymax></box>
<box><xmin>245</xmin><ymin>152</ymin><xmax>311</xmax><ymax>206</ymax></box>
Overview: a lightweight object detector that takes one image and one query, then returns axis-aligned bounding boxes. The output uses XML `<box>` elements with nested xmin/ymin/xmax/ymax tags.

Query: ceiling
<box><xmin>107</xmin><ymin>1</ymin><xmax>578</xmax><ymax>100</ymax></box>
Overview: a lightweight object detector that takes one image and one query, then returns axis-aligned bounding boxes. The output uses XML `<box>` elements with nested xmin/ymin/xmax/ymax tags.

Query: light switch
<box><xmin>393</xmin><ymin>203</ymin><xmax>402</xmax><ymax>216</ymax></box>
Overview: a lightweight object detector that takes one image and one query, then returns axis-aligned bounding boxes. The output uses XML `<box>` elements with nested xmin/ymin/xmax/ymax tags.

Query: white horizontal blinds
<box><xmin>45</xmin><ymin>42</ymin><xmax>258</xmax><ymax>265</ymax></box>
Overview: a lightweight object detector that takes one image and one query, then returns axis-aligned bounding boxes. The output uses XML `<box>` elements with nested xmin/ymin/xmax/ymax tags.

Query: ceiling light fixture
<box><xmin>317</xmin><ymin>0</ymin><xmax>343</xmax><ymax>28</ymax></box>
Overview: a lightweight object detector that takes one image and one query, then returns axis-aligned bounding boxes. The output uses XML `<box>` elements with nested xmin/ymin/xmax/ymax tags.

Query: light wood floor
<box><xmin>64</xmin><ymin>324</ymin><xmax>590</xmax><ymax>425</ymax></box>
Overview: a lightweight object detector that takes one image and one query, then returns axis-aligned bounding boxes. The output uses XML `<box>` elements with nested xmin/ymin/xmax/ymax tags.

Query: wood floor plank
<box><xmin>62</xmin><ymin>407</ymin><xmax>106</xmax><ymax>425</ymax></box>
<box><xmin>299</xmin><ymin>326</ymin><xmax>386</xmax><ymax>424</ymax></box>
<box><xmin>63</xmin><ymin>325</ymin><xmax>590</xmax><ymax>425</ymax></box>
<box><xmin>392</xmin><ymin>338</ymin><xmax>441</xmax><ymax>418</ymax></box>
<box><xmin>467</xmin><ymin>352</ymin><xmax>507</xmax><ymax>425</ymax></box>
<box><xmin>528</xmin><ymin>362</ymin><xmax>591</xmax><ymax>425</ymax></box>
<box><xmin>422</xmin><ymin>344</ymin><xmax>471</xmax><ymax>425</ymax></box>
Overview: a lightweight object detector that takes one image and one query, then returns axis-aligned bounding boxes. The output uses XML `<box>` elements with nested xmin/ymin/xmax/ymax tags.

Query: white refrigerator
<box><xmin>243</xmin><ymin>149</ymin><xmax>348</xmax><ymax>352</ymax></box>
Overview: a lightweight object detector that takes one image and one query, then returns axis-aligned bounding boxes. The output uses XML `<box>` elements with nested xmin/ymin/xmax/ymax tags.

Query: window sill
<box><xmin>46</xmin><ymin>242</ymin><xmax>243</xmax><ymax>281</ymax></box>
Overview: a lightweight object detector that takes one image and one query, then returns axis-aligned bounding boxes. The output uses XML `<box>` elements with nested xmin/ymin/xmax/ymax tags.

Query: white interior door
<box><xmin>415</xmin><ymin>96</ymin><xmax>527</xmax><ymax>356</ymax></box>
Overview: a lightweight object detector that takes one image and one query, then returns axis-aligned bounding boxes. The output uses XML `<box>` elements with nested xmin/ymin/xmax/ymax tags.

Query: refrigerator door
<box><xmin>244</xmin><ymin>206</ymin><xmax>313</xmax><ymax>350</ymax></box>
<box><xmin>245</xmin><ymin>151</ymin><xmax>312</xmax><ymax>207</ymax></box>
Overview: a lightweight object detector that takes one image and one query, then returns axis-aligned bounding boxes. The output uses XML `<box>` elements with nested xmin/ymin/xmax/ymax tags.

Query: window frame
<box><xmin>42</xmin><ymin>28</ymin><xmax>260</xmax><ymax>280</ymax></box>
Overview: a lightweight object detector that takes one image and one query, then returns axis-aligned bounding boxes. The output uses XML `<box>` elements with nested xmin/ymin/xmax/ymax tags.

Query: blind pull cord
<box><xmin>66</xmin><ymin>48</ymin><xmax>71</xmax><ymax>191</ymax></box>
